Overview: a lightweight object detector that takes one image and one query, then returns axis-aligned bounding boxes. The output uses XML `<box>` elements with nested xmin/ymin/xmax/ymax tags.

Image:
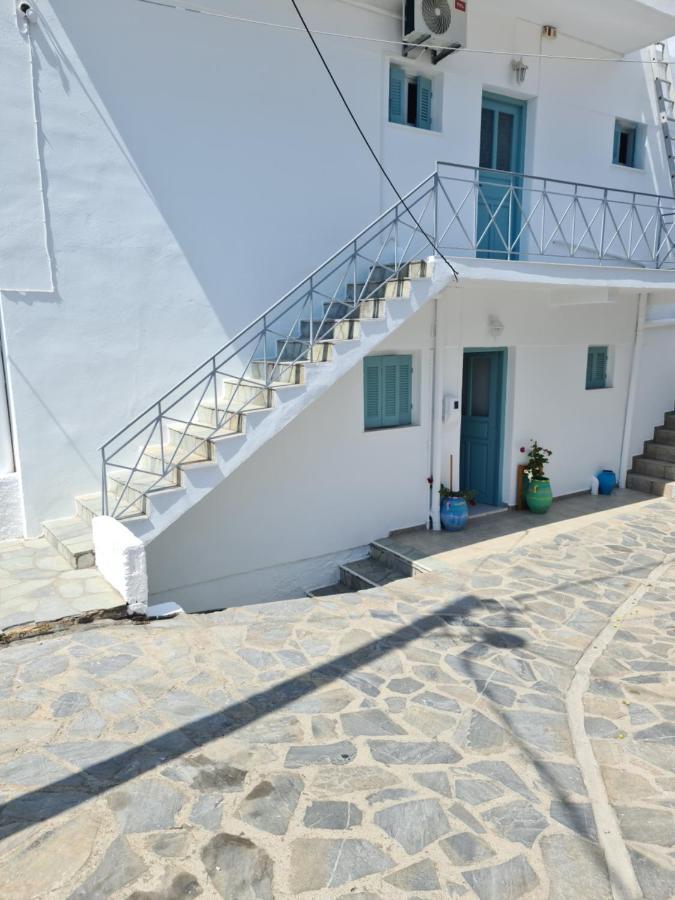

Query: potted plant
<box><xmin>439</xmin><ymin>485</ymin><xmax>476</xmax><ymax>531</ymax></box>
<box><xmin>522</xmin><ymin>440</ymin><xmax>553</xmax><ymax>514</ymax></box>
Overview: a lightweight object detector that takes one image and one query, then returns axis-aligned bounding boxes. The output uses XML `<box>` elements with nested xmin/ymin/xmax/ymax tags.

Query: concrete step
<box><xmin>108</xmin><ymin>469</ymin><xmax>179</xmax><ymax>508</ymax></box>
<box><xmin>141</xmin><ymin>443</ymin><xmax>210</xmax><ymax>475</ymax></box>
<box><xmin>42</xmin><ymin>516</ymin><xmax>95</xmax><ymax>570</ymax></box>
<box><xmin>631</xmin><ymin>455</ymin><xmax>675</xmax><ymax>480</ymax></box>
<box><xmin>75</xmin><ymin>492</ymin><xmax>145</xmax><ymax>524</ymax></box>
<box><xmin>643</xmin><ymin>440</ymin><xmax>675</xmax><ymax>463</ymax></box>
<box><xmin>369</xmin><ymin>540</ymin><xmax>418</xmax><ymax>577</ymax></box>
<box><xmin>346</xmin><ymin>278</ymin><xmax>412</xmax><ymax>301</ymax></box>
<box><xmin>220</xmin><ymin>377</ymin><xmax>272</xmax><ymax>409</ymax></box>
<box><xmin>276</xmin><ymin>340</ymin><xmax>335</xmax><ymax>363</ymax></box>
<box><xmin>299</xmin><ymin>319</ymin><xmax>361</xmax><ymax>341</ymax></box>
<box><xmin>653</xmin><ymin>425</ymin><xmax>675</xmax><ymax>446</ymax></box>
<box><xmin>306</xmin><ymin>582</ymin><xmax>356</xmax><ymax>598</ymax></box>
<box><xmin>625</xmin><ymin>471</ymin><xmax>672</xmax><ymax>497</ymax></box>
<box><xmin>194</xmin><ymin>398</ymin><xmax>244</xmax><ymax>429</ymax></box>
<box><xmin>663</xmin><ymin>411</ymin><xmax>675</xmax><ymax>429</ymax></box>
<box><xmin>323</xmin><ymin>298</ymin><xmax>387</xmax><ymax>321</ymax></box>
<box><xmin>167</xmin><ymin>420</ymin><xmax>244</xmax><ymax>455</ymax></box>
<box><xmin>249</xmin><ymin>360</ymin><xmax>304</xmax><ymax>384</ymax></box>
<box><xmin>339</xmin><ymin>556</ymin><xmax>404</xmax><ymax>591</ymax></box>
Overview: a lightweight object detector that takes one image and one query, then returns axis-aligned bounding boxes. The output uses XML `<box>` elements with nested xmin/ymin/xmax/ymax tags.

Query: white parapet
<box><xmin>92</xmin><ymin>516</ymin><xmax>148</xmax><ymax>616</ymax></box>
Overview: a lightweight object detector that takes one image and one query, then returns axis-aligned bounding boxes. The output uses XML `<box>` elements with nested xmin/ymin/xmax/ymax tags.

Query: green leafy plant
<box><xmin>522</xmin><ymin>440</ymin><xmax>553</xmax><ymax>482</ymax></box>
<box><xmin>439</xmin><ymin>484</ymin><xmax>477</xmax><ymax>504</ymax></box>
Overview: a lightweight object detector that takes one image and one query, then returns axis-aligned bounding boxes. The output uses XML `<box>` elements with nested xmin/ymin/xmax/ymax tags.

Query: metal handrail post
<box><xmin>101</xmin><ymin>449</ymin><xmax>108</xmax><ymax>516</ymax></box>
<box><xmin>599</xmin><ymin>189</ymin><xmax>608</xmax><ymax>261</ymax></box>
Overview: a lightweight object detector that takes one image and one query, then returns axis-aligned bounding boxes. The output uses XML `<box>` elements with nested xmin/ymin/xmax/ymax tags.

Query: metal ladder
<box><xmin>652</xmin><ymin>41</ymin><xmax>675</xmax><ymax>194</ymax></box>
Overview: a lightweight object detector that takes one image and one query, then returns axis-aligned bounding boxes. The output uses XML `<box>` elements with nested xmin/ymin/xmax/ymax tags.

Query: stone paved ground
<box><xmin>0</xmin><ymin>501</ymin><xmax>674</xmax><ymax>898</ymax></box>
<box><xmin>0</xmin><ymin>538</ymin><xmax>123</xmax><ymax>640</ymax></box>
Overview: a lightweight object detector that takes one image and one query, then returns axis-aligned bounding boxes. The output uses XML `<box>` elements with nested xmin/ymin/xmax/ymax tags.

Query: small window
<box><xmin>389</xmin><ymin>65</ymin><xmax>433</xmax><ymax>130</ymax></box>
<box><xmin>586</xmin><ymin>346</ymin><xmax>609</xmax><ymax>390</ymax></box>
<box><xmin>364</xmin><ymin>355</ymin><xmax>412</xmax><ymax>429</ymax></box>
<box><xmin>613</xmin><ymin>120</ymin><xmax>640</xmax><ymax>168</ymax></box>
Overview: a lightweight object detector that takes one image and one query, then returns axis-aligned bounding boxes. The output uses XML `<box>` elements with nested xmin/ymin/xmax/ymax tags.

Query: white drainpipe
<box><xmin>0</xmin><ymin>325</ymin><xmax>14</xmax><ymax>476</ymax></box>
<box><xmin>619</xmin><ymin>292</ymin><xmax>648</xmax><ymax>486</ymax></box>
<box><xmin>429</xmin><ymin>296</ymin><xmax>443</xmax><ymax>530</ymax></box>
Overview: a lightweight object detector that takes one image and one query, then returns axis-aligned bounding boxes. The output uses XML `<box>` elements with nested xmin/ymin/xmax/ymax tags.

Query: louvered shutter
<box><xmin>398</xmin><ymin>356</ymin><xmax>412</xmax><ymax>425</ymax></box>
<box><xmin>586</xmin><ymin>346</ymin><xmax>608</xmax><ymax>390</ymax></box>
<box><xmin>364</xmin><ymin>357</ymin><xmax>382</xmax><ymax>428</ymax></box>
<box><xmin>381</xmin><ymin>357</ymin><xmax>400</xmax><ymax>427</ymax></box>
<box><xmin>416</xmin><ymin>76</ymin><xmax>433</xmax><ymax>130</ymax></box>
<box><xmin>613</xmin><ymin>123</ymin><xmax>621</xmax><ymax>165</ymax></box>
<box><xmin>389</xmin><ymin>66</ymin><xmax>405</xmax><ymax>125</ymax></box>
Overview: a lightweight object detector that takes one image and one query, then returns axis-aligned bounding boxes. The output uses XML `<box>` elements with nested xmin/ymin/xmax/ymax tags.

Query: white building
<box><xmin>2</xmin><ymin>0</ymin><xmax>675</xmax><ymax>611</ymax></box>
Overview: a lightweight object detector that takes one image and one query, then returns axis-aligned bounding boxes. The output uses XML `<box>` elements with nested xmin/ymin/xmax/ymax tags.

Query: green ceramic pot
<box><xmin>525</xmin><ymin>478</ymin><xmax>553</xmax><ymax>514</ymax></box>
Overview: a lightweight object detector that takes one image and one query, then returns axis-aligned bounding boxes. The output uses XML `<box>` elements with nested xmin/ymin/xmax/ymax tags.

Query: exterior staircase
<box><xmin>41</xmin><ymin>258</ymin><xmax>437</xmax><ymax>569</ymax></box>
<box><xmin>626</xmin><ymin>407</ymin><xmax>675</xmax><ymax>496</ymax></box>
<box><xmin>308</xmin><ymin>536</ymin><xmax>424</xmax><ymax>597</ymax></box>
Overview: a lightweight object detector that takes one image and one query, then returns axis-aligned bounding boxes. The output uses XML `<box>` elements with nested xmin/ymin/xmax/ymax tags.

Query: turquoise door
<box><xmin>477</xmin><ymin>94</ymin><xmax>525</xmax><ymax>260</ymax></box>
<box><xmin>460</xmin><ymin>350</ymin><xmax>505</xmax><ymax>506</ymax></box>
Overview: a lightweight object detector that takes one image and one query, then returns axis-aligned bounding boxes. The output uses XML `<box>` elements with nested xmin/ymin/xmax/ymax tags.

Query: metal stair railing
<box><xmin>101</xmin><ymin>163</ymin><xmax>675</xmax><ymax>519</ymax></box>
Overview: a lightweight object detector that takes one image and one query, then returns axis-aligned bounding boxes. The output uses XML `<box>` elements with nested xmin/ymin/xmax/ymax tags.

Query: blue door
<box><xmin>477</xmin><ymin>94</ymin><xmax>525</xmax><ymax>260</ymax></box>
<box><xmin>460</xmin><ymin>350</ymin><xmax>505</xmax><ymax>506</ymax></box>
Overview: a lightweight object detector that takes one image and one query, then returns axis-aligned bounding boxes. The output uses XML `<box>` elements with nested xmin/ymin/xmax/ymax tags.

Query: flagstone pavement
<box><xmin>0</xmin><ymin>499</ymin><xmax>674</xmax><ymax>899</ymax></box>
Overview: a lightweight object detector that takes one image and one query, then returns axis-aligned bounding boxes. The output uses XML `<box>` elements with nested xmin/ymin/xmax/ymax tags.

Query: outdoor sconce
<box><xmin>488</xmin><ymin>315</ymin><xmax>504</xmax><ymax>339</ymax></box>
<box><xmin>511</xmin><ymin>58</ymin><xmax>529</xmax><ymax>84</ymax></box>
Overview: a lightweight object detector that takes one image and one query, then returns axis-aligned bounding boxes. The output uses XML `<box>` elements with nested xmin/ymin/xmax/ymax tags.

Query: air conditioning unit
<box><xmin>403</xmin><ymin>0</ymin><xmax>467</xmax><ymax>64</ymax></box>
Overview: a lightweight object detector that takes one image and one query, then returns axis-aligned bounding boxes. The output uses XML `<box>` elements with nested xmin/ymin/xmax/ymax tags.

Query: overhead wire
<box><xmin>135</xmin><ymin>0</ymin><xmax>666</xmax><ymax>66</ymax></box>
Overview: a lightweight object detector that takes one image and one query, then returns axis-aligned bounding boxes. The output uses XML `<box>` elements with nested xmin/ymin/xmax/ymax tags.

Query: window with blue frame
<box><xmin>613</xmin><ymin>120</ymin><xmax>640</xmax><ymax>168</ymax></box>
<box><xmin>364</xmin><ymin>355</ymin><xmax>413</xmax><ymax>429</ymax></box>
<box><xmin>586</xmin><ymin>346</ymin><xmax>609</xmax><ymax>390</ymax></box>
<box><xmin>389</xmin><ymin>64</ymin><xmax>433</xmax><ymax>130</ymax></box>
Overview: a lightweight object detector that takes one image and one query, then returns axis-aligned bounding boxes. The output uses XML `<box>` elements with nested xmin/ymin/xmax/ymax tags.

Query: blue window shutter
<box><xmin>586</xmin><ymin>346</ymin><xmax>608</xmax><ymax>390</ymax></box>
<box><xmin>625</xmin><ymin>127</ymin><xmax>636</xmax><ymax>166</ymax></box>
<box><xmin>389</xmin><ymin>66</ymin><xmax>405</xmax><ymax>125</ymax></box>
<box><xmin>381</xmin><ymin>356</ymin><xmax>400</xmax><ymax>427</ymax></box>
<box><xmin>416</xmin><ymin>76</ymin><xmax>433</xmax><ymax>130</ymax></box>
<box><xmin>613</xmin><ymin>122</ymin><xmax>621</xmax><ymax>165</ymax></box>
<box><xmin>398</xmin><ymin>356</ymin><xmax>413</xmax><ymax>425</ymax></box>
<box><xmin>364</xmin><ymin>357</ymin><xmax>382</xmax><ymax>428</ymax></box>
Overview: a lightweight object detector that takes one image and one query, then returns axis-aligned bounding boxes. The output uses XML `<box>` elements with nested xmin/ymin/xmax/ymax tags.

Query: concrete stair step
<box><xmin>299</xmin><ymin>319</ymin><xmax>361</xmax><ymax>341</ymax></box>
<box><xmin>194</xmin><ymin>399</ymin><xmax>244</xmax><ymax>429</ymax></box>
<box><xmin>109</xmin><ymin>469</ymin><xmax>180</xmax><ymax>506</ymax></box>
<box><xmin>632</xmin><ymin>455</ymin><xmax>675</xmax><ymax>480</ymax></box>
<box><xmin>220</xmin><ymin>377</ymin><xmax>273</xmax><ymax>409</ymax></box>
<box><xmin>625</xmin><ymin>471</ymin><xmax>672</xmax><ymax>497</ymax></box>
<box><xmin>75</xmin><ymin>492</ymin><xmax>145</xmax><ymax>524</ymax></box>
<box><xmin>276</xmin><ymin>340</ymin><xmax>334</xmax><ymax>363</ymax></box>
<box><xmin>42</xmin><ymin>516</ymin><xmax>95</xmax><ymax>570</ymax></box>
<box><xmin>643</xmin><ymin>440</ymin><xmax>675</xmax><ymax>463</ymax></box>
<box><xmin>369</xmin><ymin>540</ymin><xmax>417</xmax><ymax>577</ymax></box>
<box><xmin>306</xmin><ymin>582</ymin><xmax>356</xmax><ymax>598</ymax></box>
<box><xmin>653</xmin><ymin>425</ymin><xmax>675</xmax><ymax>446</ymax></box>
<box><xmin>346</xmin><ymin>278</ymin><xmax>412</xmax><ymax>301</ymax></box>
<box><xmin>663</xmin><ymin>411</ymin><xmax>675</xmax><ymax>429</ymax></box>
<box><xmin>339</xmin><ymin>556</ymin><xmax>404</xmax><ymax>591</ymax></box>
<box><xmin>323</xmin><ymin>299</ymin><xmax>388</xmax><ymax>321</ymax></box>
<box><xmin>249</xmin><ymin>360</ymin><xmax>304</xmax><ymax>384</ymax></box>
<box><xmin>141</xmin><ymin>443</ymin><xmax>210</xmax><ymax>475</ymax></box>
<box><xmin>167</xmin><ymin>420</ymin><xmax>245</xmax><ymax>455</ymax></box>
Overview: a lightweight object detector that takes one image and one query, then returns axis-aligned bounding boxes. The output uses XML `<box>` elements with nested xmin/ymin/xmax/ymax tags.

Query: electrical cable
<box><xmin>288</xmin><ymin>0</ymin><xmax>459</xmax><ymax>280</ymax></box>
<box><xmin>136</xmin><ymin>0</ymin><xmax>667</xmax><ymax>67</ymax></box>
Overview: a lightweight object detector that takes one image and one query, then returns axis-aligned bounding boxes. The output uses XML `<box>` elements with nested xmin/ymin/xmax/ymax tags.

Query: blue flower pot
<box><xmin>440</xmin><ymin>497</ymin><xmax>469</xmax><ymax>531</ymax></box>
<box><xmin>597</xmin><ymin>470</ymin><xmax>617</xmax><ymax>496</ymax></box>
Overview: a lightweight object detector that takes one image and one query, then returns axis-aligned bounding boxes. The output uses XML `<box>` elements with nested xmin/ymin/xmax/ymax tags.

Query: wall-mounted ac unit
<box><xmin>403</xmin><ymin>0</ymin><xmax>467</xmax><ymax>64</ymax></box>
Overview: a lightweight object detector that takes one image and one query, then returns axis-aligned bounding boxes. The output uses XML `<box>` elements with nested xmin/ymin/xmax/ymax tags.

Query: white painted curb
<box><xmin>92</xmin><ymin>516</ymin><xmax>148</xmax><ymax>616</ymax></box>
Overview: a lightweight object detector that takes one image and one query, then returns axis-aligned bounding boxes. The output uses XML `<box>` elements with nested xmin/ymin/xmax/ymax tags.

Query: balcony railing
<box><xmin>434</xmin><ymin>162</ymin><xmax>675</xmax><ymax>269</ymax></box>
<box><xmin>100</xmin><ymin>162</ymin><xmax>675</xmax><ymax>519</ymax></box>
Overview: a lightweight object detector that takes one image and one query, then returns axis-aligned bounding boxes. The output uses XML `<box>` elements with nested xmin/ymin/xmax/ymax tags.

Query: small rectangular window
<box><xmin>586</xmin><ymin>346</ymin><xmax>609</xmax><ymax>390</ymax></box>
<box><xmin>389</xmin><ymin>65</ymin><xmax>433</xmax><ymax>131</ymax></box>
<box><xmin>613</xmin><ymin>120</ymin><xmax>639</xmax><ymax>168</ymax></box>
<box><xmin>364</xmin><ymin>355</ymin><xmax>413</xmax><ymax>429</ymax></box>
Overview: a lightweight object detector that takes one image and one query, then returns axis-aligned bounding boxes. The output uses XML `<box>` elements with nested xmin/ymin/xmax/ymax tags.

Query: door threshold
<box><xmin>468</xmin><ymin>503</ymin><xmax>509</xmax><ymax>520</ymax></box>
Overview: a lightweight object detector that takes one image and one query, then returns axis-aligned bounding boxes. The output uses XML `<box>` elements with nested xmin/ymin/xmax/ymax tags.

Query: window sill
<box><xmin>585</xmin><ymin>386</ymin><xmax>613</xmax><ymax>392</ymax></box>
<box><xmin>610</xmin><ymin>163</ymin><xmax>645</xmax><ymax>173</ymax></box>
<box><xmin>364</xmin><ymin>423</ymin><xmax>421</xmax><ymax>434</ymax></box>
<box><xmin>386</xmin><ymin>121</ymin><xmax>443</xmax><ymax>137</ymax></box>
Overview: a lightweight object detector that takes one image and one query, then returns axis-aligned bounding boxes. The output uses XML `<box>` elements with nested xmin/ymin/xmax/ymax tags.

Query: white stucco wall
<box><xmin>147</xmin><ymin>284</ymin><xmax>641</xmax><ymax>612</ymax></box>
<box><xmin>628</xmin><ymin>302</ymin><xmax>675</xmax><ymax>459</ymax></box>
<box><xmin>0</xmin><ymin>473</ymin><xmax>25</xmax><ymax>540</ymax></box>
<box><xmin>0</xmin><ymin>0</ymin><xmax>673</xmax><ymax>535</ymax></box>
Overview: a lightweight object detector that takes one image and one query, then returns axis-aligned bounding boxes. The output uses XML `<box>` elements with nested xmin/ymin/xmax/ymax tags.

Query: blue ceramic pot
<box><xmin>440</xmin><ymin>497</ymin><xmax>469</xmax><ymax>531</ymax></box>
<box><xmin>597</xmin><ymin>470</ymin><xmax>617</xmax><ymax>496</ymax></box>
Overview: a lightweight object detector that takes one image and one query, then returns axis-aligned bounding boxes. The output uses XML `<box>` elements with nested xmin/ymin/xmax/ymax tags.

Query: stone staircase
<box><xmin>309</xmin><ymin>536</ymin><xmax>426</xmax><ymax>597</ymax></box>
<box><xmin>41</xmin><ymin>261</ymin><xmax>434</xmax><ymax>569</ymax></box>
<box><xmin>626</xmin><ymin>407</ymin><xmax>675</xmax><ymax>496</ymax></box>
